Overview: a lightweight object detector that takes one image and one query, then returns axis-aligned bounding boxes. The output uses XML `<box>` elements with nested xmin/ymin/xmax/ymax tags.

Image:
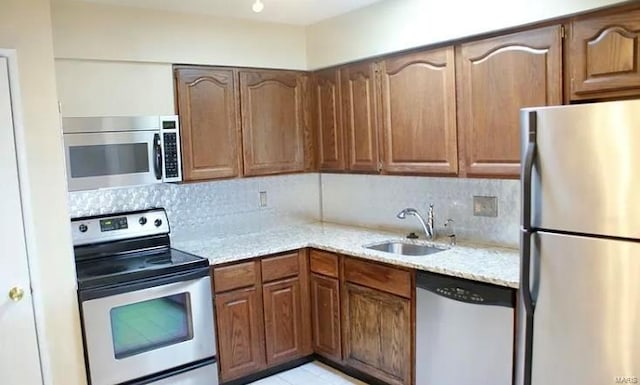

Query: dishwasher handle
<box><xmin>416</xmin><ymin>271</ymin><xmax>515</xmax><ymax>308</ymax></box>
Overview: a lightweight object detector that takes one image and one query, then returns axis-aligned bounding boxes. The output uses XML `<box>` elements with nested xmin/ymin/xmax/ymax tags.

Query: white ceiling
<box><xmin>72</xmin><ymin>0</ymin><xmax>384</xmax><ymax>25</ymax></box>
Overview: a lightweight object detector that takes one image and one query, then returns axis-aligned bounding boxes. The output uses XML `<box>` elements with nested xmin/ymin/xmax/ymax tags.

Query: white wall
<box><xmin>52</xmin><ymin>0</ymin><xmax>630</xmax><ymax>116</ymax></box>
<box><xmin>306</xmin><ymin>0</ymin><xmax>627</xmax><ymax>69</ymax></box>
<box><xmin>0</xmin><ymin>1</ymin><xmax>86</xmax><ymax>384</ymax></box>
<box><xmin>56</xmin><ymin>60</ymin><xmax>175</xmax><ymax>116</ymax></box>
<box><xmin>51</xmin><ymin>0</ymin><xmax>307</xmax><ymax>116</ymax></box>
<box><xmin>52</xmin><ymin>0</ymin><xmax>307</xmax><ymax>68</ymax></box>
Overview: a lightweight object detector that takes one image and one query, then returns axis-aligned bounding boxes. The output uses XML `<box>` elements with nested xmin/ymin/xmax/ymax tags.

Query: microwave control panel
<box><xmin>160</xmin><ymin>116</ymin><xmax>182</xmax><ymax>183</ymax></box>
<box><xmin>163</xmin><ymin>132</ymin><xmax>179</xmax><ymax>178</ymax></box>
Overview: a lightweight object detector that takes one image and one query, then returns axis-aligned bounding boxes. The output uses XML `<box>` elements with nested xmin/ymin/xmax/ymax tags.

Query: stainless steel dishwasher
<box><xmin>416</xmin><ymin>271</ymin><xmax>515</xmax><ymax>385</ymax></box>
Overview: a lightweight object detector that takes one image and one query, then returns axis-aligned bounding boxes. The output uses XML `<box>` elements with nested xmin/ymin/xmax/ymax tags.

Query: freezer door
<box><xmin>521</xmin><ymin>99</ymin><xmax>640</xmax><ymax>238</ymax></box>
<box><xmin>525</xmin><ymin>231</ymin><xmax>640</xmax><ymax>385</ymax></box>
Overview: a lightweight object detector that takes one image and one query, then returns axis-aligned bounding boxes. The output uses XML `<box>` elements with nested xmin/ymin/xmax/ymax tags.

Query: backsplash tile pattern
<box><xmin>68</xmin><ymin>172</ymin><xmax>519</xmax><ymax>247</ymax></box>
<box><xmin>320</xmin><ymin>174</ymin><xmax>519</xmax><ymax>247</ymax></box>
<box><xmin>68</xmin><ymin>173</ymin><xmax>322</xmax><ymax>239</ymax></box>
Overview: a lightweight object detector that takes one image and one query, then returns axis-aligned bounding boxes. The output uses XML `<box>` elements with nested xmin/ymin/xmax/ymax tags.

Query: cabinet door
<box><xmin>341</xmin><ymin>62</ymin><xmax>380</xmax><ymax>172</ymax></box>
<box><xmin>175</xmin><ymin>67</ymin><xmax>241</xmax><ymax>180</ymax></box>
<box><xmin>263</xmin><ymin>277</ymin><xmax>306</xmax><ymax>366</ymax></box>
<box><xmin>568</xmin><ymin>9</ymin><xmax>640</xmax><ymax>100</ymax></box>
<box><xmin>380</xmin><ymin>47</ymin><xmax>458</xmax><ymax>175</ymax></box>
<box><xmin>239</xmin><ymin>70</ymin><xmax>305</xmax><ymax>176</ymax></box>
<box><xmin>314</xmin><ymin>68</ymin><xmax>345</xmax><ymax>171</ymax></box>
<box><xmin>343</xmin><ymin>283</ymin><xmax>411</xmax><ymax>385</ymax></box>
<box><xmin>215</xmin><ymin>287</ymin><xmax>266</xmax><ymax>382</ymax></box>
<box><xmin>457</xmin><ymin>26</ymin><xmax>562</xmax><ymax>178</ymax></box>
<box><xmin>310</xmin><ymin>273</ymin><xmax>342</xmax><ymax>362</ymax></box>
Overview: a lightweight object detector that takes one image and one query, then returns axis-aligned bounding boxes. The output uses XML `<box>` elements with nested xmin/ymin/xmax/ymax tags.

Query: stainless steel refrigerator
<box><xmin>516</xmin><ymin>99</ymin><xmax>640</xmax><ymax>385</ymax></box>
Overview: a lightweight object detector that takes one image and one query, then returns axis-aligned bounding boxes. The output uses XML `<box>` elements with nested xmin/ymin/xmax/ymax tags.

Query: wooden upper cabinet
<box><xmin>313</xmin><ymin>68</ymin><xmax>345</xmax><ymax>171</ymax></box>
<box><xmin>341</xmin><ymin>62</ymin><xmax>380</xmax><ymax>172</ymax></box>
<box><xmin>457</xmin><ymin>26</ymin><xmax>562</xmax><ymax>178</ymax></box>
<box><xmin>239</xmin><ymin>70</ymin><xmax>305</xmax><ymax>176</ymax></box>
<box><xmin>175</xmin><ymin>67</ymin><xmax>241</xmax><ymax>181</ymax></box>
<box><xmin>568</xmin><ymin>9</ymin><xmax>640</xmax><ymax>100</ymax></box>
<box><xmin>379</xmin><ymin>47</ymin><xmax>458</xmax><ymax>175</ymax></box>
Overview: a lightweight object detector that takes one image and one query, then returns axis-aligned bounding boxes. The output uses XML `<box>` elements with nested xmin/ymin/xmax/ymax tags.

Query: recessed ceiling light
<box><xmin>252</xmin><ymin>0</ymin><xmax>264</xmax><ymax>13</ymax></box>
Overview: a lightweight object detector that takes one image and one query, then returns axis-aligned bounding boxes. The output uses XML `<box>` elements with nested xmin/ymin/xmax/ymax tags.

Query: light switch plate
<box><xmin>259</xmin><ymin>191</ymin><xmax>268</xmax><ymax>207</ymax></box>
<box><xmin>473</xmin><ymin>196</ymin><xmax>498</xmax><ymax>217</ymax></box>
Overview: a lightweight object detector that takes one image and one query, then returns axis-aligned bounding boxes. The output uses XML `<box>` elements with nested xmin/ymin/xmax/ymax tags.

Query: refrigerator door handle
<box><xmin>522</xmin><ymin>111</ymin><xmax>537</xmax><ymax>231</ymax></box>
<box><xmin>517</xmin><ymin>230</ymin><xmax>536</xmax><ymax>385</ymax></box>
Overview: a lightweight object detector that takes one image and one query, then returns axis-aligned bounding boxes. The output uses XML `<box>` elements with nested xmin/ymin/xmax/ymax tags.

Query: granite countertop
<box><xmin>172</xmin><ymin>222</ymin><xmax>520</xmax><ymax>289</ymax></box>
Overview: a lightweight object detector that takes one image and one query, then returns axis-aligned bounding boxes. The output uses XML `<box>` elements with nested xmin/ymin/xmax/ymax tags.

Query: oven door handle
<box><xmin>78</xmin><ymin>267</ymin><xmax>210</xmax><ymax>302</ymax></box>
<box><xmin>153</xmin><ymin>133</ymin><xmax>163</xmax><ymax>180</ymax></box>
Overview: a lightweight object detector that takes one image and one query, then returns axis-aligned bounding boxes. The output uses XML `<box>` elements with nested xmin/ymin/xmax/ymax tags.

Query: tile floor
<box><xmin>248</xmin><ymin>361</ymin><xmax>370</xmax><ymax>385</ymax></box>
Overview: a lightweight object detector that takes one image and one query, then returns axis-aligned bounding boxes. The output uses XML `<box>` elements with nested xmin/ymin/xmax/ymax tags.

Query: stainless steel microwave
<box><xmin>62</xmin><ymin>116</ymin><xmax>182</xmax><ymax>191</ymax></box>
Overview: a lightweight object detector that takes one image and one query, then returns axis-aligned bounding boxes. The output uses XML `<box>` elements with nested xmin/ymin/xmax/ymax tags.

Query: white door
<box><xmin>0</xmin><ymin>56</ymin><xmax>44</xmax><ymax>384</ymax></box>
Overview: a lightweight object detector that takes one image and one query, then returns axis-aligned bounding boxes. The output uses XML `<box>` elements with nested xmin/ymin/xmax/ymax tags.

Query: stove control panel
<box><xmin>100</xmin><ymin>217</ymin><xmax>128</xmax><ymax>232</ymax></box>
<box><xmin>71</xmin><ymin>208</ymin><xmax>170</xmax><ymax>246</ymax></box>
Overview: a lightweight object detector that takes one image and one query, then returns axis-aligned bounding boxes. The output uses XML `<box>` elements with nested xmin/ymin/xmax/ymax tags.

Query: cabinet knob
<box><xmin>8</xmin><ymin>286</ymin><xmax>24</xmax><ymax>302</ymax></box>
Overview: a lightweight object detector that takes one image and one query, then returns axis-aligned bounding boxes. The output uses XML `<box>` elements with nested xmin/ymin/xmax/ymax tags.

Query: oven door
<box><xmin>80</xmin><ymin>275</ymin><xmax>215</xmax><ymax>385</ymax></box>
<box><xmin>64</xmin><ymin>130</ymin><xmax>162</xmax><ymax>191</ymax></box>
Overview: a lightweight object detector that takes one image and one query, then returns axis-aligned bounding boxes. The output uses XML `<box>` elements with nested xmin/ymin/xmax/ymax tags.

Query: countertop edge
<box><xmin>187</xmin><ymin>240</ymin><xmax>519</xmax><ymax>289</ymax></box>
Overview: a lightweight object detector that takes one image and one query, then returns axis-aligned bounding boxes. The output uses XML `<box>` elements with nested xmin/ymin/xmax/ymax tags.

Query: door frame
<box><xmin>0</xmin><ymin>47</ymin><xmax>48</xmax><ymax>383</ymax></box>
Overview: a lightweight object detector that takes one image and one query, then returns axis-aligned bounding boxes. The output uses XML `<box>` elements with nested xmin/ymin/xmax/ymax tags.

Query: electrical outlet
<box><xmin>473</xmin><ymin>196</ymin><xmax>498</xmax><ymax>217</ymax></box>
<box><xmin>259</xmin><ymin>191</ymin><xmax>268</xmax><ymax>207</ymax></box>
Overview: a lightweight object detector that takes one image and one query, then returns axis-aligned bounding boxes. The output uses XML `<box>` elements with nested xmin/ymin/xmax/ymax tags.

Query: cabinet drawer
<box><xmin>344</xmin><ymin>258</ymin><xmax>412</xmax><ymax>298</ymax></box>
<box><xmin>213</xmin><ymin>261</ymin><xmax>258</xmax><ymax>293</ymax></box>
<box><xmin>309</xmin><ymin>250</ymin><xmax>339</xmax><ymax>278</ymax></box>
<box><xmin>262</xmin><ymin>252</ymin><xmax>300</xmax><ymax>282</ymax></box>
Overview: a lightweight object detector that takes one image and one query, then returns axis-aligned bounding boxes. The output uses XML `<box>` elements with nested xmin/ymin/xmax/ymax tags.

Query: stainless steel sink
<box><xmin>365</xmin><ymin>241</ymin><xmax>447</xmax><ymax>256</ymax></box>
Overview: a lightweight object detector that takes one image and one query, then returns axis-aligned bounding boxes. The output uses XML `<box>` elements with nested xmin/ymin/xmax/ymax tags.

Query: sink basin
<box><xmin>365</xmin><ymin>241</ymin><xmax>447</xmax><ymax>256</ymax></box>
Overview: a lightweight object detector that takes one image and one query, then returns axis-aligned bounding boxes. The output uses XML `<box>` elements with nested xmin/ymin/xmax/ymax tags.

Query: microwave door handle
<box><xmin>153</xmin><ymin>133</ymin><xmax>162</xmax><ymax>180</ymax></box>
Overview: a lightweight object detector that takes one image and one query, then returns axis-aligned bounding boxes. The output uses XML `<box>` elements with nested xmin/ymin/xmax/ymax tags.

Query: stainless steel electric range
<box><xmin>72</xmin><ymin>208</ymin><xmax>218</xmax><ymax>385</ymax></box>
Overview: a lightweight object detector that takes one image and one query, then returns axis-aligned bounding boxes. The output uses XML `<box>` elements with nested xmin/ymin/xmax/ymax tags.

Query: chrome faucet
<box><xmin>397</xmin><ymin>204</ymin><xmax>435</xmax><ymax>240</ymax></box>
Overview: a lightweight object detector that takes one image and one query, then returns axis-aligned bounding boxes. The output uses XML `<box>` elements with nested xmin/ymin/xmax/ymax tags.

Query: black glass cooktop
<box><xmin>76</xmin><ymin>247</ymin><xmax>208</xmax><ymax>289</ymax></box>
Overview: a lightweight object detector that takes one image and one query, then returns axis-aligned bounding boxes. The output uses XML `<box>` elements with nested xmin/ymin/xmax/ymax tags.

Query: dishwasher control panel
<box><xmin>417</xmin><ymin>270</ymin><xmax>515</xmax><ymax>308</ymax></box>
<box><xmin>436</xmin><ymin>287</ymin><xmax>485</xmax><ymax>303</ymax></box>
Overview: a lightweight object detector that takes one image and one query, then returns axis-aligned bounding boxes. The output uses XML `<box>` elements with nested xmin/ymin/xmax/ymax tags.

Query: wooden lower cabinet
<box><xmin>213</xmin><ymin>251</ymin><xmax>311</xmax><ymax>382</ymax></box>
<box><xmin>214</xmin><ymin>251</ymin><xmax>415</xmax><ymax>384</ymax></box>
<box><xmin>263</xmin><ymin>277</ymin><xmax>307</xmax><ymax>366</ymax></box>
<box><xmin>343</xmin><ymin>282</ymin><xmax>412</xmax><ymax>385</ymax></box>
<box><xmin>310</xmin><ymin>273</ymin><xmax>342</xmax><ymax>362</ymax></box>
<box><xmin>215</xmin><ymin>287</ymin><xmax>266</xmax><ymax>382</ymax></box>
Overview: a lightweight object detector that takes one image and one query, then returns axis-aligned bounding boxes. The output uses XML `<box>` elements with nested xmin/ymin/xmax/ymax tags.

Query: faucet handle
<box><xmin>427</xmin><ymin>204</ymin><xmax>434</xmax><ymax>217</ymax></box>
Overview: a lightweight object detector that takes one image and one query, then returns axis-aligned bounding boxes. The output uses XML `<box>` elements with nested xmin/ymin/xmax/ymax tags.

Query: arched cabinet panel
<box><xmin>569</xmin><ymin>9</ymin><xmax>640</xmax><ymax>100</ymax></box>
<box><xmin>457</xmin><ymin>26</ymin><xmax>562</xmax><ymax>178</ymax></box>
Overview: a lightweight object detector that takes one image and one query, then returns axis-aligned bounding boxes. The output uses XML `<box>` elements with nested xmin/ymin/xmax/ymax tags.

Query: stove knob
<box><xmin>139</xmin><ymin>217</ymin><xmax>147</xmax><ymax>226</ymax></box>
<box><xmin>79</xmin><ymin>224</ymin><xmax>88</xmax><ymax>233</ymax></box>
<box><xmin>154</xmin><ymin>219</ymin><xmax>163</xmax><ymax>227</ymax></box>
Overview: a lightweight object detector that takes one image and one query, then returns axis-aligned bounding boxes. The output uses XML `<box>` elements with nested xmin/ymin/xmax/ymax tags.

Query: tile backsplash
<box><xmin>68</xmin><ymin>172</ymin><xmax>519</xmax><ymax>247</ymax></box>
<box><xmin>320</xmin><ymin>174</ymin><xmax>519</xmax><ymax>247</ymax></box>
<box><xmin>68</xmin><ymin>173</ymin><xmax>322</xmax><ymax>239</ymax></box>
